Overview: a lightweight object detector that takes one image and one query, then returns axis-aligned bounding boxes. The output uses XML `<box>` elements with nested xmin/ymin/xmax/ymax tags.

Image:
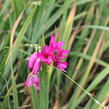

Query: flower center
<box><xmin>54</xmin><ymin>50</ymin><xmax>58</xmax><ymax>57</ymax></box>
<box><xmin>44</xmin><ymin>53</ymin><xmax>49</xmax><ymax>59</ymax></box>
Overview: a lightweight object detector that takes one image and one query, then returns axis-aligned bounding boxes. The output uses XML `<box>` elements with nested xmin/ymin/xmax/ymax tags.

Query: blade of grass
<box><xmin>62</xmin><ymin>1</ymin><xmax>76</xmax><ymax>49</ymax></box>
<box><xmin>52</xmin><ymin>65</ymin><xmax>106</xmax><ymax>109</ymax></box>
<box><xmin>68</xmin><ymin>66</ymin><xmax>109</xmax><ymax>109</ymax></box>
<box><xmin>69</xmin><ymin>52</ymin><xmax>109</xmax><ymax>67</ymax></box>
<box><xmin>3</xmin><ymin>6</ymin><xmax>37</xmax><ymax>80</ymax></box>
<box><xmin>29</xmin><ymin>86</ymin><xmax>39</xmax><ymax>109</ymax></box>
<box><xmin>13</xmin><ymin>0</ymin><xmax>24</xmax><ymax>16</ymax></box>
<box><xmin>72</xmin><ymin>9</ymin><xmax>99</xmax><ymax>80</ymax></box>
<box><xmin>69</xmin><ymin>22</ymin><xmax>106</xmax><ymax>107</ymax></box>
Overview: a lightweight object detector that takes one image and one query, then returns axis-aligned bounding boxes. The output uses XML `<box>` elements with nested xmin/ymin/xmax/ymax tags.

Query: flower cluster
<box><xmin>25</xmin><ymin>35</ymin><xmax>69</xmax><ymax>91</ymax></box>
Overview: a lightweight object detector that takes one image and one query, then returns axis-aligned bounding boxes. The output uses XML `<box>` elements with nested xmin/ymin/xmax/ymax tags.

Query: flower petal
<box><xmin>25</xmin><ymin>73</ymin><xmax>40</xmax><ymax>91</ymax></box>
<box><xmin>32</xmin><ymin>58</ymin><xmax>41</xmax><ymax>75</ymax></box>
<box><xmin>55</xmin><ymin>61</ymin><xmax>68</xmax><ymax>72</ymax></box>
<box><xmin>50</xmin><ymin>35</ymin><xmax>55</xmax><ymax>45</ymax></box>
<box><xmin>28</xmin><ymin>53</ymin><xmax>37</xmax><ymax>69</ymax></box>
<box><xmin>56</xmin><ymin>41</ymin><xmax>64</xmax><ymax>48</ymax></box>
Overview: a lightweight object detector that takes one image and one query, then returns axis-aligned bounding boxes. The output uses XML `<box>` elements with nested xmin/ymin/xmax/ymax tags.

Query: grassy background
<box><xmin>0</xmin><ymin>0</ymin><xmax>109</xmax><ymax>109</ymax></box>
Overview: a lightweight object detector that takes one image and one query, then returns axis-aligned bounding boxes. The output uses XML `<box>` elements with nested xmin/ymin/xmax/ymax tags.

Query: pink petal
<box><xmin>62</xmin><ymin>50</ymin><xmax>69</xmax><ymax>54</ymax></box>
<box><xmin>34</xmin><ymin>83</ymin><xmax>40</xmax><ymax>91</ymax></box>
<box><xmin>42</xmin><ymin>46</ymin><xmax>48</xmax><ymax>52</ymax></box>
<box><xmin>37</xmin><ymin>46</ymin><xmax>53</xmax><ymax>65</ymax></box>
<box><xmin>56</xmin><ymin>61</ymin><xmax>68</xmax><ymax>72</ymax></box>
<box><xmin>61</xmin><ymin>69</ymin><xmax>67</xmax><ymax>72</ymax></box>
<box><xmin>45</xmin><ymin>57</ymin><xmax>52</xmax><ymax>64</ymax></box>
<box><xmin>25</xmin><ymin>73</ymin><xmax>40</xmax><ymax>91</ymax></box>
<box><xmin>25</xmin><ymin>79</ymin><xmax>32</xmax><ymax>87</ymax></box>
<box><xmin>50</xmin><ymin>35</ymin><xmax>55</xmax><ymax>45</ymax></box>
<box><xmin>32</xmin><ymin>58</ymin><xmax>41</xmax><ymax>75</ymax></box>
<box><xmin>56</xmin><ymin>41</ymin><xmax>64</xmax><ymax>48</ymax></box>
<box><xmin>25</xmin><ymin>73</ymin><xmax>33</xmax><ymax>87</ymax></box>
<box><xmin>28</xmin><ymin>53</ymin><xmax>37</xmax><ymax>69</ymax></box>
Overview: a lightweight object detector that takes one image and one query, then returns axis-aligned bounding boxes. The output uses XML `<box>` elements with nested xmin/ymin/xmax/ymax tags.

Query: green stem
<box><xmin>39</xmin><ymin>63</ymin><xmax>53</xmax><ymax>109</ymax></box>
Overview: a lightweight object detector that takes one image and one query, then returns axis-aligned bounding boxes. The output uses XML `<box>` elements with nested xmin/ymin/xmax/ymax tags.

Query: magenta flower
<box><xmin>25</xmin><ymin>73</ymin><xmax>40</xmax><ymax>91</ymax></box>
<box><xmin>37</xmin><ymin>46</ymin><xmax>53</xmax><ymax>65</ymax></box>
<box><xmin>25</xmin><ymin>34</ymin><xmax>69</xmax><ymax>91</ymax></box>
<box><xmin>28</xmin><ymin>35</ymin><xmax>69</xmax><ymax>72</ymax></box>
<box><xmin>28</xmin><ymin>53</ymin><xmax>41</xmax><ymax>75</ymax></box>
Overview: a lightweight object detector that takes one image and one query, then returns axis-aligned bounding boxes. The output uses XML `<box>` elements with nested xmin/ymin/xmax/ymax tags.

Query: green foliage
<box><xmin>0</xmin><ymin>0</ymin><xmax>109</xmax><ymax>109</ymax></box>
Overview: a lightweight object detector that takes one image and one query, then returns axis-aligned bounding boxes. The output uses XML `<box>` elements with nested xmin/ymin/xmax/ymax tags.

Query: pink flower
<box><xmin>25</xmin><ymin>73</ymin><xmax>40</xmax><ymax>91</ymax></box>
<box><xmin>28</xmin><ymin>53</ymin><xmax>41</xmax><ymax>75</ymax></box>
<box><xmin>37</xmin><ymin>46</ymin><xmax>53</xmax><ymax>65</ymax></box>
<box><xmin>54</xmin><ymin>61</ymin><xmax>68</xmax><ymax>72</ymax></box>
<box><xmin>25</xmin><ymin>34</ymin><xmax>69</xmax><ymax>91</ymax></box>
<box><xmin>28</xmin><ymin>35</ymin><xmax>69</xmax><ymax>73</ymax></box>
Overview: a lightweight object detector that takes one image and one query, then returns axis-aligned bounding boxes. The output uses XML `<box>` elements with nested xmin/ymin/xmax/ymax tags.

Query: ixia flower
<box><xmin>28</xmin><ymin>35</ymin><xmax>69</xmax><ymax>73</ymax></box>
<box><xmin>25</xmin><ymin>73</ymin><xmax>40</xmax><ymax>91</ymax></box>
<box><xmin>37</xmin><ymin>46</ymin><xmax>53</xmax><ymax>65</ymax></box>
<box><xmin>25</xmin><ymin>34</ymin><xmax>69</xmax><ymax>91</ymax></box>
